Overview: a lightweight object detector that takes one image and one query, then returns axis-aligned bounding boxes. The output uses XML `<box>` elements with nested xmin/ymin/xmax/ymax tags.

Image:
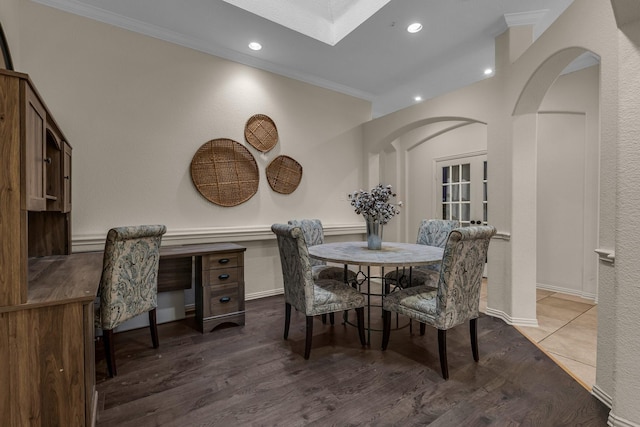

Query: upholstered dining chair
<box><xmin>382</xmin><ymin>225</ymin><xmax>496</xmax><ymax>379</ymax></box>
<box><xmin>272</xmin><ymin>223</ymin><xmax>366</xmax><ymax>359</ymax></box>
<box><xmin>289</xmin><ymin>218</ymin><xmax>360</xmax><ymax>325</ymax></box>
<box><xmin>95</xmin><ymin>224</ymin><xmax>167</xmax><ymax>377</ymax></box>
<box><xmin>288</xmin><ymin>219</ymin><xmax>358</xmax><ymax>283</ymax></box>
<box><xmin>384</xmin><ymin>219</ymin><xmax>459</xmax><ymax>289</ymax></box>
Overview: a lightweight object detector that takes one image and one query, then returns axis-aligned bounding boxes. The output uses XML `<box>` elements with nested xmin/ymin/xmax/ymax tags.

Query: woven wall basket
<box><xmin>190</xmin><ymin>139</ymin><xmax>259</xmax><ymax>207</ymax></box>
<box><xmin>266</xmin><ymin>155</ymin><xmax>303</xmax><ymax>194</ymax></box>
<box><xmin>244</xmin><ymin>114</ymin><xmax>278</xmax><ymax>152</ymax></box>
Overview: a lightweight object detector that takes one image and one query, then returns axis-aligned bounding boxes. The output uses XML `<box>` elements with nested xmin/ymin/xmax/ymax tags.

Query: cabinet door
<box><xmin>63</xmin><ymin>141</ymin><xmax>72</xmax><ymax>213</ymax></box>
<box><xmin>24</xmin><ymin>84</ymin><xmax>47</xmax><ymax>211</ymax></box>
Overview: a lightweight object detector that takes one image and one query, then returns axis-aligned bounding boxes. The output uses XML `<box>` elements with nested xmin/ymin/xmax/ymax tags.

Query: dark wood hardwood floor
<box><xmin>95</xmin><ymin>295</ymin><xmax>609</xmax><ymax>426</ymax></box>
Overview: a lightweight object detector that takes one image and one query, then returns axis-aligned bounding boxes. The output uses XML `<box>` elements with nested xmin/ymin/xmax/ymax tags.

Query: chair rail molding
<box><xmin>594</xmin><ymin>248</ymin><xmax>615</xmax><ymax>263</ymax></box>
<box><xmin>493</xmin><ymin>231</ymin><xmax>511</xmax><ymax>241</ymax></box>
<box><xmin>73</xmin><ymin>223</ymin><xmax>366</xmax><ymax>252</ymax></box>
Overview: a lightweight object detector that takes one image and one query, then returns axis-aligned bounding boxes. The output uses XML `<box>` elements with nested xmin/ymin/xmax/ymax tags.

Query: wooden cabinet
<box><xmin>22</xmin><ymin>81</ymin><xmax>72</xmax><ymax>214</ymax></box>
<box><xmin>0</xmin><ymin>70</ymin><xmax>90</xmax><ymax>426</ymax></box>
<box><xmin>194</xmin><ymin>244</ymin><xmax>246</xmax><ymax>332</ymax></box>
<box><xmin>63</xmin><ymin>140</ymin><xmax>72</xmax><ymax>213</ymax></box>
<box><xmin>24</xmin><ymin>83</ymin><xmax>47</xmax><ymax>211</ymax></box>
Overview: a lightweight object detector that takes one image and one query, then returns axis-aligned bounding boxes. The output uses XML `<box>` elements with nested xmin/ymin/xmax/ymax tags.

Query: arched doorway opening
<box><xmin>513</xmin><ymin>48</ymin><xmax>601</xmax><ymax>387</ymax></box>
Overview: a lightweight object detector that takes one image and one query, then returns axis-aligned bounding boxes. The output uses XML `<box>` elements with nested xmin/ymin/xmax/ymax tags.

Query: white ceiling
<box><xmin>34</xmin><ymin>0</ymin><xmax>577</xmax><ymax>117</ymax></box>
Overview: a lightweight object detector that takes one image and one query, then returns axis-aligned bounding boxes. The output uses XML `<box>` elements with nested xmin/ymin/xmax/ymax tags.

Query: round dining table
<box><xmin>308</xmin><ymin>241</ymin><xmax>444</xmax><ymax>344</ymax></box>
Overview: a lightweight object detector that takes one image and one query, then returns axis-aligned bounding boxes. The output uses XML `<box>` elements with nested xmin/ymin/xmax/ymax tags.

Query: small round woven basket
<box><xmin>244</xmin><ymin>114</ymin><xmax>278</xmax><ymax>152</ymax></box>
<box><xmin>266</xmin><ymin>155</ymin><xmax>303</xmax><ymax>194</ymax></box>
<box><xmin>190</xmin><ymin>138</ymin><xmax>259</xmax><ymax>207</ymax></box>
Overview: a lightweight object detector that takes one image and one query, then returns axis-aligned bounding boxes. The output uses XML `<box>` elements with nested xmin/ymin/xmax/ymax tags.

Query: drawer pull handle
<box><xmin>218</xmin><ymin>258</ymin><xmax>230</xmax><ymax>264</ymax></box>
<box><xmin>218</xmin><ymin>273</ymin><xmax>230</xmax><ymax>280</ymax></box>
<box><xmin>219</xmin><ymin>296</ymin><xmax>231</xmax><ymax>303</ymax></box>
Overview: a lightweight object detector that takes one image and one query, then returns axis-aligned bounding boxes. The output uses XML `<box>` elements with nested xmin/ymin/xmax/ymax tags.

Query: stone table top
<box><xmin>308</xmin><ymin>241</ymin><xmax>443</xmax><ymax>267</ymax></box>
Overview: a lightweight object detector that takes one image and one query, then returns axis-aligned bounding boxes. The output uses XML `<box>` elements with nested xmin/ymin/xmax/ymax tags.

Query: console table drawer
<box><xmin>203</xmin><ymin>254</ymin><xmax>239</xmax><ymax>270</ymax></box>
<box><xmin>203</xmin><ymin>283</ymin><xmax>241</xmax><ymax>317</ymax></box>
<box><xmin>206</xmin><ymin>268</ymin><xmax>239</xmax><ymax>286</ymax></box>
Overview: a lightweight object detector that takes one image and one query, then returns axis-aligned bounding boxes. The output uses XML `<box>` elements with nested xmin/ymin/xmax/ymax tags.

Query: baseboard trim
<box><xmin>592</xmin><ymin>384</ymin><xmax>612</xmax><ymax>408</ymax></box>
<box><xmin>484</xmin><ymin>307</ymin><xmax>539</xmax><ymax>327</ymax></box>
<box><xmin>184</xmin><ymin>303</ymin><xmax>196</xmax><ymax>317</ymax></box>
<box><xmin>608</xmin><ymin>412</ymin><xmax>640</xmax><ymax>427</ymax></box>
<box><xmin>536</xmin><ymin>283</ymin><xmax>597</xmax><ymax>302</ymax></box>
<box><xmin>246</xmin><ymin>288</ymin><xmax>284</xmax><ymax>300</ymax></box>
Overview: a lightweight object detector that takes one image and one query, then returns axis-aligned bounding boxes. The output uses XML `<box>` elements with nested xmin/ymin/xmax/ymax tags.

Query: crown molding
<box><xmin>504</xmin><ymin>10</ymin><xmax>550</xmax><ymax>27</ymax></box>
<box><xmin>491</xmin><ymin>9</ymin><xmax>550</xmax><ymax>37</ymax></box>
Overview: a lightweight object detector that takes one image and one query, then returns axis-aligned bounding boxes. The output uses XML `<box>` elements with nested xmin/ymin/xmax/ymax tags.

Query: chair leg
<box><xmin>419</xmin><ymin>322</ymin><xmax>426</xmax><ymax>336</ymax></box>
<box><xmin>103</xmin><ymin>329</ymin><xmax>117</xmax><ymax>377</ymax></box>
<box><xmin>284</xmin><ymin>303</ymin><xmax>292</xmax><ymax>339</ymax></box>
<box><xmin>329</xmin><ymin>312</ymin><xmax>335</xmax><ymax>325</ymax></box>
<box><xmin>321</xmin><ymin>313</ymin><xmax>327</xmax><ymax>324</ymax></box>
<box><xmin>149</xmin><ymin>308</ymin><xmax>159</xmax><ymax>349</ymax></box>
<box><xmin>381</xmin><ymin>310</ymin><xmax>391</xmax><ymax>350</ymax></box>
<box><xmin>356</xmin><ymin>307</ymin><xmax>366</xmax><ymax>346</ymax></box>
<box><xmin>304</xmin><ymin>316</ymin><xmax>314</xmax><ymax>359</ymax></box>
<box><xmin>438</xmin><ymin>329</ymin><xmax>449</xmax><ymax>380</ymax></box>
<box><xmin>470</xmin><ymin>318</ymin><xmax>479</xmax><ymax>362</ymax></box>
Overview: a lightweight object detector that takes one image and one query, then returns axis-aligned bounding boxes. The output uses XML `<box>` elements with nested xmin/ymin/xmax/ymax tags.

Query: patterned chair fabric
<box><xmin>384</xmin><ymin>219</ymin><xmax>459</xmax><ymax>288</ymax></box>
<box><xmin>273</xmin><ymin>223</ymin><xmax>365</xmax><ymax>316</ymax></box>
<box><xmin>416</xmin><ymin>219</ymin><xmax>461</xmax><ymax>248</ymax></box>
<box><xmin>288</xmin><ymin>219</ymin><xmax>357</xmax><ymax>283</ymax></box>
<box><xmin>382</xmin><ymin>225</ymin><xmax>496</xmax><ymax>379</ymax></box>
<box><xmin>96</xmin><ymin>225</ymin><xmax>167</xmax><ymax>330</ymax></box>
<box><xmin>272</xmin><ymin>223</ymin><xmax>367</xmax><ymax>359</ymax></box>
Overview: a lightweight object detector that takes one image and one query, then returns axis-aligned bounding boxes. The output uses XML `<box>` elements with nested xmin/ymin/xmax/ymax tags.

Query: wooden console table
<box><xmin>158</xmin><ymin>242</ymin><xmax>247</xmax><ymax>332</ymax></box>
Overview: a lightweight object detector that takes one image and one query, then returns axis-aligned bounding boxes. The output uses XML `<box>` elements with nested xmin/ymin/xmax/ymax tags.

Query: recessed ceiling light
<box><xmin>484</xmin><ymin>68</ymin><xmax>493</xmax><ymax>75</ymax></box>
<box><xmin>248</xmin><ymin>42</ymin><xmax>262</xmax><ymax>51</ymax></box>
<box><xmin>407</xmin><ymin>23</ymin><xmax>423</xmax><ymax>33</ymax></box>
<box><xmin>414</xmin><ymin>95</ymin><xmax>423</xmax><ymax>102</ymax></box>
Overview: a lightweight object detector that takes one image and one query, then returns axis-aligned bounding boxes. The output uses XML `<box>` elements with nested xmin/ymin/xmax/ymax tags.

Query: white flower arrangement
<box><xmin>349</xmin><ymin>184</ymin><xmax>402</xmax><ymax>225</ymax></box>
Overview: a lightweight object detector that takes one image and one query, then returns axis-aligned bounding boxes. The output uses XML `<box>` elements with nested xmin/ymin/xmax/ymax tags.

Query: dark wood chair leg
<box><xmin>329</xmin><ymin>312</ymin><xmax>335</xmax><ymax>325</ymax></box>
<box><xmin>284</xmin><ymin>303</ymin><xmax>291</xmax><ymax>339</ymax></box>
<box><xmin>420</xmin><ymin>322</ymin><xmax>426</xmax><ymax>336</ymax></box>
<box><xmin>149</xmin><ymin>308</ymin><xmax>159</xmax><ymax>349</ymax></box>
<box><xmin>381</xmin><ymin>310</ymin><xmax>391</xmax><ymax>350</ymax></box>
<box><xmin>355</xmin><ymin>307</ymin><xmax>366</xmax><ymax>346</ymax></box>
<box><xmin>438</xmin><ymin>329</ymin><xmax>449</xmax><ymax>380</ymax></box>
<box><xmin>304</xmin><ymin>316</ymin><xmax>314</xmax><ymax>359</ymax></box>
<box><xmin>470</xmin><ymin>318</ymin><xmax>479</xmax><ymax>362</ymax></box>
<box><xmin>103</xmin><ymin>329</ymin><xmax>116</xmax><ymax>377</ymax></box>
<box><xmin>321</xmin><ymin>313</ymin><xmax>327</xmax><ymax>324</ymax></box>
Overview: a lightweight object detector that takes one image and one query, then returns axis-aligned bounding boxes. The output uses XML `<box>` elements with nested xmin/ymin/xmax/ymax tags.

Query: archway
<box><xmin>512</xmin><ymin>47</ymin><xmax>601</xmax><ymax>386</ymax></box>
<box><xmin>373</xmin><ymin>117</ymin><xmax>488</xmax><ymax>243</ymax></box>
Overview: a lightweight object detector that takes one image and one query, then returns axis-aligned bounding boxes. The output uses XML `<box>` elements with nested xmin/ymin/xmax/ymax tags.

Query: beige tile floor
<box><xmin>481</xmin><ymin>284</ymin><xmax>597</xmax><ymax>390</ymax></box>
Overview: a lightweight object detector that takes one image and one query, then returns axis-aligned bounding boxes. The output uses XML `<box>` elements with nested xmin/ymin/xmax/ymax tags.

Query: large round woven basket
<box><xmin>266</xmin><ymin>155</ymin><xmax>303</xmax><ymax>194</ymax></box>
<box><xmin>244</xmin><ymin>114</ymin><xmax>278</xmax><ymax>152</ymax></box>
<box><xmin>190</xmin><ymin>139</ymin><xmax>259</xmax><ymax>207</ymax></box>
